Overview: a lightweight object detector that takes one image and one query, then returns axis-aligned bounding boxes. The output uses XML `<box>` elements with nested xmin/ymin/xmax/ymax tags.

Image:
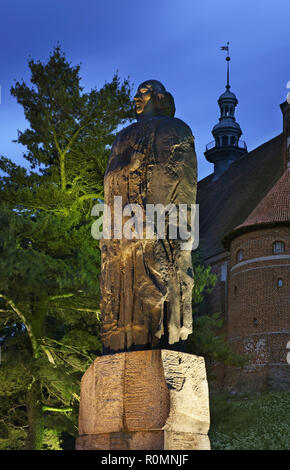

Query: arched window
<box><xmin>273</xmin><ymin>241</ymin><xmax>285</xmax><ymax>254</ymax></box>
<box><xmin>236</xmin><ymin>249</ymin><xmax>244</xmax><ymax>263</ymax></box>
<box><xmin>277</xmin><ymin>278</ymin><xmax>283</xmax><ymax>288</ymax></box>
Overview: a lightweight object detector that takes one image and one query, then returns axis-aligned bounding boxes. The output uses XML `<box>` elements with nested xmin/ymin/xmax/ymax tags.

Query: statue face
<box><xmin>134</xmin><ymin>83</ymin><xmax>155</xmax><ymax>117</ymax></box>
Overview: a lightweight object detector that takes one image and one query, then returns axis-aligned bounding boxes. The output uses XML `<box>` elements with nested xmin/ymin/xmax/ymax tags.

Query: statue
<box><xmin>77</xmin><ymin>82</ymin><xmax>210</xmax><ymax>452</ymax></box>
<box><xmin>99</xmin><ymin>80</ymin><xmax>197</xmax><ymax>353</ymax></box>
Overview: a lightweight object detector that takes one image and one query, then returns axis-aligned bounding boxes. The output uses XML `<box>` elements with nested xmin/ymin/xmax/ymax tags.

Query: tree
<box><xmin>0</xmin><ymin>45</ymin><xmax>134</xmax><ymax>450</ymax></box>
<box><xmin>187</xmin><ymin>246</ymin><xmax>247</xmax><ymax>368</ymax></box>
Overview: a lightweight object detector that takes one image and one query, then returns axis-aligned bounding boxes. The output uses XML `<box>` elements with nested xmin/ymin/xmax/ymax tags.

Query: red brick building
<box><xmin>197</xmin><ymin>76</ymin><xmax>290</xmax><ymax>391</ymax></box>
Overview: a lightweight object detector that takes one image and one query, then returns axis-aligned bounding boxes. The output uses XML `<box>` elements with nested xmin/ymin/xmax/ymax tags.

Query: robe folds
<box><xmin>99</xmin><ymin>115</ymin><xmax>197</xmax><ymax>353</ymax></box>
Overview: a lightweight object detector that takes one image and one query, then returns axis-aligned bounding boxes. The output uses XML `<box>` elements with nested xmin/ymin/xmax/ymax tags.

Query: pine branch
<box><xmin>72</xmin><ymin>392</ymin><xmax>80</xmax><ymax>402</ymax></box>
<box><xmin>42</xmin><ymin>406</ymin><xmax>73</xmax><ymax>413</ymax></box>
<box><xmin>41</xmin><ymin>337</ymin><xmax>93</xmax><ymax>360</ymax></box>
<box><xmin>40</xmin><ymin>345</ymin><xmax>56</xmax><ymax>365</ymax></box>
<box><xmin>52</xmin><ymin>116</ymin><xmax>97</xmax><ymax>191</ymax></box>
<box><xmin>74</xmin><ymin>193</ymin><xmax>103</xmax><ymax>204</ymax></box>
<box><xmin>52</xmin><ymin>304</ymin><xmax>101</xmax><ymax>316</ymax></box>
<box><xmin>49</xmin><ymin>293</ymin><xmax>75</xmax><ymax>301</ymax></box>
<box><xmin>0</xmin><ymin>294</ymin><xmax>38</xmax><ymax>358</ymax></box>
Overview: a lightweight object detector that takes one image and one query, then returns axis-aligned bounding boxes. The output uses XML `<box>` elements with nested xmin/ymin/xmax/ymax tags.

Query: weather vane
<box><xmin>220</xmin><ymin>41</ymin><xmax>231</xmax><ymax>89</ymax></box>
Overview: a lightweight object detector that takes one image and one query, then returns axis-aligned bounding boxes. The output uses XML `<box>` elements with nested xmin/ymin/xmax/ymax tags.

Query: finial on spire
<box><xmin>220</xmin><ymin>42</ymin><xmax>230</xmax><ymax>89</ymax></box>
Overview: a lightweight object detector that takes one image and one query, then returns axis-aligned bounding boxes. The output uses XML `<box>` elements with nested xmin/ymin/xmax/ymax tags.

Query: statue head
<box><xmin>134</xmin><ymin>80</ymin><xmax>175</xmax><ymax>120</ymax></box>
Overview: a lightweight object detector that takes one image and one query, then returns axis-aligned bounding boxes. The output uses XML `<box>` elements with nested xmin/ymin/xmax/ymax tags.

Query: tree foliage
<box><xmin>187</xmin><ymin>247</ymin><xmax>247</xmax><ymax>368</ymax></box>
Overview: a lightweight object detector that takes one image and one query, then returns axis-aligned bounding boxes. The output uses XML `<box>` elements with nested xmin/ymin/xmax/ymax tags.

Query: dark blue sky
<box><xmin>1</xmin><ymin>0</ymin><xmax>289</xmax><ymax>180</ymax></box>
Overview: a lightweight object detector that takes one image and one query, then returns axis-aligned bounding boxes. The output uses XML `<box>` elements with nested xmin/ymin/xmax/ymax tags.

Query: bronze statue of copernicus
<box><xmin>99</xmin><ymin>80</ymin><xmax>197</xmax><ymax>353</ymax></box>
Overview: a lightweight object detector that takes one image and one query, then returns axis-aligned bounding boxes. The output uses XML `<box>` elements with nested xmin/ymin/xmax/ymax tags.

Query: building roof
<box><xmin>218</xmin><ymin>89</ymin><xmax>238</xmax><ymax>103</ymax></box>
<box><xmin>222</xmin><ymin>166</ymin><xmax>290</xmax><ymax>248</ymax></box>
<box><xmin>212</xmin><ymin>118</ymin><xmax>241</xmax><ymax>132</ymax></box>
<box><xmin>236</xmin><ymin>167</ymin><xmax>289</xmax><ymax>227</ymax></box>
<box><xmin>197</xmin><ymin>133</ymin><xmax>285</xmax><ymax>260</ymax></box>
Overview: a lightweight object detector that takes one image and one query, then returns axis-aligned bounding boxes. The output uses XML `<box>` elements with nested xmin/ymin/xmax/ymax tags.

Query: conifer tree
<box><xmin>0</xmin><ymin>45</ymin><xmax>134</xmax><ymax>450</ymax></box>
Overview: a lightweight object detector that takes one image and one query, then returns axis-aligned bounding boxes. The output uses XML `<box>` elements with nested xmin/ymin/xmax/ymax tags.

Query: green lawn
<box><xmin>209</xmin><ymin>391</ymin><xmax>290</xmax><ymax>450</ymax></box>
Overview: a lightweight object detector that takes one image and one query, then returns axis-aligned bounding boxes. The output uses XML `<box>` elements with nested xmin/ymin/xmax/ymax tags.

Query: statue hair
<box><xmin>153</xmin><ymin>91</ymin><xmax>176</xmax><ymax>117</ymax></box>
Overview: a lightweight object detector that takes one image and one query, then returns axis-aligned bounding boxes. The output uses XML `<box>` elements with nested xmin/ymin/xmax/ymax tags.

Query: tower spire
<box><xmin>221</xmin><ymin>42</ymin><xmax>230</xmax><ymax>89</ymax></box>
<box><xmin>204</xmin><ymin>42</ymin><xmax>247</xmax><ymax>181</ymax></box>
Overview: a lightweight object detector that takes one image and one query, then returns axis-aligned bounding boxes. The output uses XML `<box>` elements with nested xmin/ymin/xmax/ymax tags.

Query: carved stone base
<box><xmin>76</xmin><ymin>350</ymin><xmax>210</xmax><ymax>450</ymax></box>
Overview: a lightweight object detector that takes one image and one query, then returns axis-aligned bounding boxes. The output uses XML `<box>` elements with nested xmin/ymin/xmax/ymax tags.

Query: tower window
<box><xmin>253</xmin><ymin>318</ymin><xmax>258</xmax><ymax>327</ymax></box>
<box><xmin>222</xmin><ymin>135</ymin><xmax>228</xmax><ymax>146</ymax></box>
<box><xmin>277</xmin><ymin>278</ymin><xmax>283</xmax><ymax>288</ymax></box>
<box><xmin>273</xmin><ymin>241</ymin><xmax>285</xmax><ymax>254</ymax></box>
<box><xmin>236</xmin><ymin>249</ymin><xmax>244</xmax><ymax>262</ymax></box>
<box><xmin>230</xmin><ymin>136</ymin><xmax>236</xmax><ymax>146</ymax></box>
<box><xmin>234</xmin><ymin>285</ymin><xmax>238</xmax><ymax>295</ymax></box>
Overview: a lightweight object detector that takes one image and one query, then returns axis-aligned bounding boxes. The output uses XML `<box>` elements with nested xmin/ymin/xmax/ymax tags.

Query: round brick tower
<box><xmin>224</xmin><ymin>168</ymin><xmax>290</xmax><ymax>392</ymax></box>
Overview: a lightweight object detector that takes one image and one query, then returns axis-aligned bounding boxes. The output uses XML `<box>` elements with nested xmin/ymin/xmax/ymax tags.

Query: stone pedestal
<box><xmin>76</xmin><ymin>350</ymin><xmax>210</xmax><ymax>450</ymax></box>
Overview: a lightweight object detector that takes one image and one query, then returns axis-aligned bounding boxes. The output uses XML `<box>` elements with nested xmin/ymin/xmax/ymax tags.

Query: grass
<box><xmin>209</xmin><ymin>391</ymin><xmax>290</xmax><ymax>450</ymax></box>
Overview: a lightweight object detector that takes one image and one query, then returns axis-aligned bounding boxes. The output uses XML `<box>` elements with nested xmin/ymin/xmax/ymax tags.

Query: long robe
<box><xmin>99</xmin><ymin>115</ymin><xmax>197</xmax><ymax>353</ymax></box>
